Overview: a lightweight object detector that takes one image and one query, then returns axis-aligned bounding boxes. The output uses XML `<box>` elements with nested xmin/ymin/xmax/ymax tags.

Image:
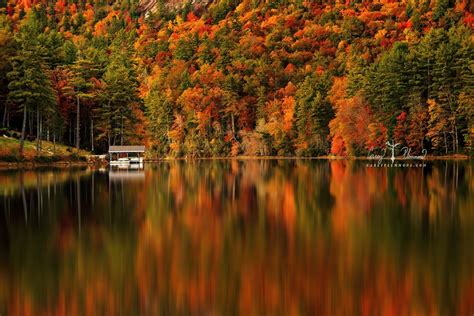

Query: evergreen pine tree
<box><xmin>145</xmin><ymin>87</ymin><xmax>173</xmax><ymax>155</ymax></box>
<box><xmin>295</xmin><ymin>75</ymin><xmax>333</xmax><ymax>156</ymax></box>
<box><xmin>69</xmin><ymin>57</ymin><xmax>96</xmax><ymax>149</ymax></box>
<box><xmin>97</xmin><ymin>51</ymin><xmax>139</xmax><ymax>146</ymax></box>
<box><xmin>7</xmin><ymin>15</ymin><xmax>55</xmax><ymax>155</ymax></box>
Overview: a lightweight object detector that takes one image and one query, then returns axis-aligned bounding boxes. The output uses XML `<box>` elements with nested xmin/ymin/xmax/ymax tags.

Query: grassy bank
<box><xmin>0</xmin><ymin>134</ymin><xmax>90</xmax><ymax>163</ymax></box>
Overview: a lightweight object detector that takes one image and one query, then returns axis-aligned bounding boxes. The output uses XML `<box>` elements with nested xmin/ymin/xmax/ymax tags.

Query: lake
<box><xmin>0</xmin><ymin>160</ymin><xmax>473</xmax><ymax>315</ymax></box>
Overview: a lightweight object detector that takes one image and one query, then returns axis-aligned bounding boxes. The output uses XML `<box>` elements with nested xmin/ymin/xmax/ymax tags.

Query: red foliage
<box><xmin>397</xmin><ymin>21</ymin><xmax>412</xmax><ymax>30</ymax></box>
<box><xmin>55</xmin><ymin>0</ymin><xmax>67</xmax><ymax>14</ymax></box>
<box><xmin>21</xmin><ymin>0</ymin><xmax>31</xmax><ymax>10</ymax></box>
<box><xmin>380</xmin><ymin>38</ymin><xmax>391</xmax><ymax>48</ymax></box>
<box><xmin>329</xmin><ymin>78</ymin><xmax>371</xmax><ymax>155</ymax></box>
<box><xmin>187</xmin><ymin>12</ymin><xmax>198</xmax><ymax>22</ymax></box>
<box><xmin>394</xmin><ymin>111</ymin><xmax>408</xmax><ymax>146</ymax></box>
<box><xmin>366</xmin><ymin>122</ymin><xmax>387</xmax><ymax>151</ymax></box>
<box><xmin>284</xmin><ymin>63</ymin><xmax>296</xmax><ymax>75</ymax></box>
<box><xmin>331</xmin><ymin>135</ymin><xmax>346</xmax><ymax>156</ymax></box>
<box><xmin>407</xmin><ymin>106</ymin><xmax>429</xmax><ymax>153</ymax></box>
<box><xmin>464</xmin><ymin>14</ymin><xmax>474</xmax><ymax>28</ymax></box>
<box><xmin>69</xmin><ymin>3</ymin><xmax>77</xmax><ymax>15</ymax></box>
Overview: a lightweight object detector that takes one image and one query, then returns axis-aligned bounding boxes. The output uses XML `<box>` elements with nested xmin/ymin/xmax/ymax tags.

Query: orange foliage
<box><xmin>329</xmin><ymin>77</ymin><xmax>371</xmax><ymax>155</ymax></box>
<box><xmin>83</xmin><ymin>7</ymin><xmax>94</xmax><ymax>23</ymax></box>
<box><xmin>54</xmin><ymin>0</ymin><xmax>66</xmax><ymax>14</ymax></box>
<box><xmin>367</xmin><ymin>122</ymin><xmax>388</xmax><ymax>151</ymax></box>
<box><xmin>187</xmin><ymin>12</ymin><xmax>198</xmax><ymax>22</ymax></box>
<box><xmin>69</xmin><ymin>3</ymin><xmax>77</xmax><ymax>15</ymax></box>
<box><xmin>93</xmin><ymin>20</ymin><xmax>107</xmax><ymax>36</ymax></box>
<box><xmin>282</xmin><ymin>96</ymin><xmax>295</xmax><ymax>132</ymax></box>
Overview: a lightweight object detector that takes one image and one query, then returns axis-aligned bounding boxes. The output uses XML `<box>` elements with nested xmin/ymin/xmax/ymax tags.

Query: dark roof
<box><xmin>108</xmin><ymin>146</ymin><xmax>145</xmax><ymax>153</ymax></box>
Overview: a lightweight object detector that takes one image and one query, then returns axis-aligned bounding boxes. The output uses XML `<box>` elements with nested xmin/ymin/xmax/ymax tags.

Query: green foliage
<box><xmin>145</xmin><ymin>87</ymin><xmax>173</xmax><ymax>155</ymax></box>
<box><xmin>341</xmin><ymin>16</ymin><xmax>365</xmax><ymax>41</ymax></box>
<box><xmin>208</xmin><ymin>0</ymin><xmax>240</xmax><ymax>22</ymax></box>
<box><xmin>63</xmin><ymin>40</ymin><xmax>78</xmax><ymax>64</ymax></box>
<box><xmin>96</xmin><ymin>50</ymin><xmax>140</xmax><ymax>146</ymax></box>
<box><xmin>174</xmin><ymin>33</ymin><xmax>199</xmax><ymax>61</ymax></box>
<box><xmin>366</xmin><ymin>42</ymin><xmax>410</xmax><ymax>116</ymax></box>
<box><xmin>40</xmin><ymin>30</ymin><xmax>66</xmax><ymax>68</ymax></box>
<box><xmin>362</xmin><ymin>25</ymin><xmax>474</xmax><ymax>153</ymax></box>
<box><xmin>0</xmin><ymin>15</ymin><xmax>14</xmax><ymax>119</ymax></box>
<box><xmin>7</xmin><ymin>15</ymin><xmax>55</xmax><ymax>113</ymax></box>
<box><xmin>295</xmin><ymin>75</ymin><xmax>333</xmax><ymax>156</ymax></box>
<box><xmin>433</xmin><ymin>0</ymin><xmax>450</xmax><ymax>21</ymax></box>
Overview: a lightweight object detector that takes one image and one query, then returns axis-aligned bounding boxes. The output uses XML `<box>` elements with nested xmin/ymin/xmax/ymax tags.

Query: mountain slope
<box><xmin>0</xmin><ymin>0</ymin><xmax>473</xmax><ymax>157</ymax></box>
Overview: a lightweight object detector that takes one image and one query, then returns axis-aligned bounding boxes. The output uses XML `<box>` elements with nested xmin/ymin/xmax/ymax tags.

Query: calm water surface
<box><xmin>0</xmin><ymin>160</ymin><xmax>473</xmax><ymax>315</ymax></box>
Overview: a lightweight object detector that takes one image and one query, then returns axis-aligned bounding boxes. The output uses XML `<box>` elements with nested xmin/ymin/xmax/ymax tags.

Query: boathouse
<box><xmin>108</xmin><ymin>145</ymin><xmax>145</xmax><ymax>165</ymax></box>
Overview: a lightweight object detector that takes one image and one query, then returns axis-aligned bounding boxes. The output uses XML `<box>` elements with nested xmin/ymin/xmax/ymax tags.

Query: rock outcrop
<box><xmin>137</xmin><ymin>0</ymin><xmax>214</xmax><ymax>15</ymax></box>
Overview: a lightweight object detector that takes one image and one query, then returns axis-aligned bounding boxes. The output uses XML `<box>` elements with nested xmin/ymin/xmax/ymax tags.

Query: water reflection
<box><xmin>0</xmin><ymin>160</ymin><xmax>473</xmax><ymax>315</ymax></box>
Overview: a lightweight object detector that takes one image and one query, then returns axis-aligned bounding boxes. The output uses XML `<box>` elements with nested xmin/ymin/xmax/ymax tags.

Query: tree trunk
<box><xmin>120</xmin><ymin>116</ymin><xmax>124</xmax><ymax>146</ymax></box>
<box><xmin>91</xmin><ymin>118</ymin><xmax>94</xmax><ymax>152</ymax></box>
<box><xmin>39</xmin><ymin>113</ymin><xmax>42</xmax><ymax>152</ymax></box>
<box><xmin>452</xmin><ymin>132</ymin><xmax>456</xmax><ymax>153</ymax></box>
<box><xmin>69</xmin><ymin>118</ymin><xmax>72</xmax><ymax>145</ymax></box>
<box><xmin>53</xmin><ymin>132</ymin><xmax>56</xmax><ymax>153</ymax></box>
<box><xmin>2</xmin><ymin>102</ymin><xmax>7</xmax><ymax>128</ymax></box>
<box><xmin>76</xmin><ymin>96</ymin><xmax>80</xmax><ymax>150</ymax></box>
<box><xmin>443</xmin><ymin>131</ymin><xmax>448</xmax><ymax>154</ymax></box>
<box><xmin>454</xmin><ymin>124</ymin><xmax>459</xmax><ymax>153</ymax></box>
<box><xmin>28</xmin><ymin>111</ymin><xmax>32</xmax><ymax>135</ymax></box>
<box><xmin>19</xmin><ymin>105</ymin><xmax>27</xmax><ymax>156</ymax></box>
<box><xmin>107</xmin><ymin>100</ymin><xmax>111</xmax><ymax>148</ymax></box>
<box><xmin>36</xmin><ymin>107</ymin><xmax>40</xmax><ymax>153</ymax></box>
<box><xmin>231</xmin><ymin>113</ymin><xmax>235</xmax><ymax>139</ymax></box>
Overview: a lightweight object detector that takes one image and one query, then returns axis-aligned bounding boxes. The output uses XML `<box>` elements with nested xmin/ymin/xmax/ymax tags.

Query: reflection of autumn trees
<box><xmin>329</xmin><ymin>161</ymin><xmax>388</xmax><ymax>236</ymax></box>
<box><xmin>0</xmin><ymin>169</ymin><xmax>85</xmax><ymax>197</ymax></box>
<box><xmin>135</xmin><ymin>160</ymin><xmax>474</xmax><ymax>315</ymax></box>
<box><xmin>0</xmin><ymin>161</ymin><xmax>473</xmax><ymax>315</ymax></box>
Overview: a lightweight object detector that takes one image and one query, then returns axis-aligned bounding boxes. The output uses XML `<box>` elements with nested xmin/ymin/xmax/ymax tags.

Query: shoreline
<box><xmin>0</xmin><ymin>154</ymin><xmax>469</xmax><ymax>170</ymax></box>
<box><xmin>145</xmin><ymin>153</ymin><xmax>470</xmax><ymax>161</ymax></box>
<box><xmin>0</xmin><ymin>161</ymin><xmax>90</xmax><ymax>170</ymax></box>
<box><xmin>149</xmin><ymin>154</ymin><xmax>470</xmax><ymax>161</ymax></box>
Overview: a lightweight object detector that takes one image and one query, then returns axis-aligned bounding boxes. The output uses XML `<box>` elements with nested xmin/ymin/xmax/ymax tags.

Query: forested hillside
<box><xmin>0</xmin><ymin>0</ymin><xmax>473</xmax><ymax>157</ymax></box>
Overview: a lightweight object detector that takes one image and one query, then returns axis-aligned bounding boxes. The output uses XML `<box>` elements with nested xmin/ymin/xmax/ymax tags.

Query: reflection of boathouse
<box><xmin>108</xmin><ymin>146</ymin><xmax>145</xmax><ymax>167</ymax></box>
<box><xmin>108</xmin><ymin>169</ymin><xmax>145</xmax><ymax>182</ymax></box>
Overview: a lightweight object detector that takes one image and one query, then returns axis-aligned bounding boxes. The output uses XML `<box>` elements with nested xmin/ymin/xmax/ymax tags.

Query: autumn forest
<box><xmin>0</xmin><ymin>0</ymin><xmax>473</xmax><ymax>158</ymax></box>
